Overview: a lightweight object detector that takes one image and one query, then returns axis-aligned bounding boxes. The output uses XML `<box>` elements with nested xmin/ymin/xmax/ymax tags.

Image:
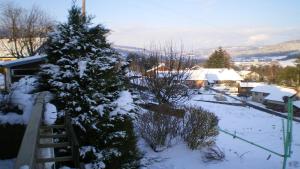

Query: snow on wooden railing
<box><xmin>14</xmin><ymin>92</ymin><xmax>47</xmax><ymax>169</ymax></box>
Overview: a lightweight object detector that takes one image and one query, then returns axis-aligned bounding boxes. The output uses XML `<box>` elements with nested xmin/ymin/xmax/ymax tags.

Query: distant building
<box><xmin>251</xmin><ymin>85</ymin><xmax>297</xmax><ymax>112</ymax></box>
<box><xmin>0</xmin><ymin>55</ymin><xmax>47</xmax><ymax>91</ymax></box>
<box><xmin>146</xmin><ymin>63</ymin><xmax>170</xmax><ymax>75</ymax></box>
<box><xmin>238</xmin><ymin>82</ymin><xmax>264</xmax><ymax>97</ymax></box>
<box><xmin>0</xmin><ymin>56</ymin><xmax>17</xmax><ymax>62</ymax></box>
<box><xmin>145</xmin><ymin>64</ymin><xmax>243</xmax><ymax>88</ymax></box>
<box><xmin>186</xmin><ymin>68</ymin><xmax>243</xmax><ymax>88</ymax></box>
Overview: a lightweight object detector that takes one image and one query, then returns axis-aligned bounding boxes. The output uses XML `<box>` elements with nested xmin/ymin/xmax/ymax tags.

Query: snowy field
<box><xmin>139</xmin><ymin>94</ymin><xmax>300</xmax><ymax>169</ymax></box>
<box><xmin>1</xmin><ymin>89</ymin><xmax>299</xmax><ymax>169</ymax></box>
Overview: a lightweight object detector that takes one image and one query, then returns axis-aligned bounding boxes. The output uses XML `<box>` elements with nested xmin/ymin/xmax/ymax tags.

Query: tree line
<box><xmin>250</xmin><ymin>58</ymin><xmax>300</xmax><ymax>87</ymax></box>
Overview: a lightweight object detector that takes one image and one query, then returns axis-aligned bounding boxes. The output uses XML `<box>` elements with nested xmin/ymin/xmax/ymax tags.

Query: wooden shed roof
<box><xmin>0</xmin><ymin>55</ymin><xmax>47</xmax><ymax>68</ymax></box>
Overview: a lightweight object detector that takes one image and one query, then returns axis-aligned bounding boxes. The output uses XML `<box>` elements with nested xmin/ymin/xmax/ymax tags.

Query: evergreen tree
<box><xmin>205</xmin><ymin>47</ymin><xmax>231</xmax><ymax>68</ymax></box>
<box><xmin>39</xmin><ymin>4</ymin><xmax>140</xmax><ymax>169</ymax></box>
<box><xmin>296</xmin><ymin>56</ymin><xmax>300</xmax><ymax>86</ymax></box>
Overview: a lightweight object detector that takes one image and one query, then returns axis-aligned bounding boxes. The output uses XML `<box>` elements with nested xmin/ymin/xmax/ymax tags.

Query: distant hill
<box><xmin>227</xmin><ymin>40</ymin><xmax>300</xmax><ymax>57</ymax></box>
<box><xmin>113</xmin><ymin>39</ymin><xmax>300</xmax><ymax>63</ymax></box>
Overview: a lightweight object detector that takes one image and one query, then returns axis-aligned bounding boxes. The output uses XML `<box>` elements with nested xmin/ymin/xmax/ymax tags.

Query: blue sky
<box><xmin>2</xmin><ymin>0</ymin><xmax>300</xmax><ymax>49</ymax></box>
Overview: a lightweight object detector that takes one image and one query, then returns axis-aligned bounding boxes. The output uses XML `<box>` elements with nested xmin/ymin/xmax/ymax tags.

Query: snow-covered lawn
<box><xmin>139</xmin><ymin>94</ymin><xmax>300</xmax><ymax>169</ymax></box>
<box><xmin>191</xmin><ymin>90</ymin><xmax>241</xmax><ymax>103</ymax></box>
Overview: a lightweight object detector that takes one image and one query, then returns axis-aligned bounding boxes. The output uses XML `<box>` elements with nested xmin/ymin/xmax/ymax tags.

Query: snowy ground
<box><xmin>191</xmin><ymin>89</ymin><xmax>241</xmax><ymax>103</ymax></box>
<box><xmin>1</xmin><ymin>86</ymin><xmax>299</xmax><ymax>169</ymax></box>
<box><xmin>0</xmin><ymin>76</ymin><xmax>56</xmax><ymax>169</ymax></box>
<box><xmin>139</xmin><ymin>93</ymin><xmax>300</xmax><ymax>169</ymax></box>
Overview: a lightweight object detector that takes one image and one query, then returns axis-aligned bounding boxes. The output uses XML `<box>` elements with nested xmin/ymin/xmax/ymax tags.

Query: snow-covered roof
<box><xmin>187</xmin><ymin>68</ymin><xmax>243</xmax><ymax>81</ymax></box>
<box><xmin>0</xmin><ymin>55</ymin><xmax>47</xmax><ymax>68</ymax></box>
<box><xmin>239</xmin><ymin>82</ymin><xmax>265</xmax><ymax>88</ymax></box>
<box><xmin>294</xmin><ymin>100</ymin><xmax>300</xmax><ymax>108</ymax></box>
<box><xmin>251</xmin><ymin>85</ymin><xmax>297</xmax><ymax>102</ymax></box>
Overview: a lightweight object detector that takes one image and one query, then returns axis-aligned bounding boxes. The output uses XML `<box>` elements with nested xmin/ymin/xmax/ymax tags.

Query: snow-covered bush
<box><xmin>182</xmin><ymin>107</ymin><xmax>219</xmax><ymax>150</ymax></box>
<box><xmin>137</xmin><ymin>109</ymin><xmax>181</xmax><ymax>152</ymax></box>
<box><xmin>0</xmin><ymin>96</ymin><xmax>23</xmax><ymax>115</ymax></box>
<box><xmin>0</xmin><ymin>76</ymin><xmax>38</xmax><ymax>124</ymax></box>
<box><xmin>10</xmin><ymin>76</ymin><xmax>38</xmax><ymax>94</ymax></box>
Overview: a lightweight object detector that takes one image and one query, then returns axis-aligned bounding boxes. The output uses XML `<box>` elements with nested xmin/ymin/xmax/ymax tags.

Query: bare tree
<box><xmin>144</xmin><ymin>44</ymin><xmax>191</xmax><ymax>105</ymax></box>
<box><xmin>0</xmin><ymin>2</ymin><xmax>54</xmax><ymax>58</ymax></box>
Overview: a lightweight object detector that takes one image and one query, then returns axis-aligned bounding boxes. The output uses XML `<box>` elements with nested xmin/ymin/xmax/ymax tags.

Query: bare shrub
<box><xmin>137</xmin><ymin>105</ymin><xmax>182</xmax><ymax>152</ymax></box>
<box><xmin>203</xmin><ymin>146</ymin><xmax>225</xmax><ymax>162</ymax></box>
<box><xmin>137</xmin><ymin>104</ymin><xmax>219</xmax><ymax>152</ymax></box>
<box><xmin>182</xmin><ymin>107</ymin><xmax>219</xmax><ymax>150</ymax></box>
<box><xmin>144</xmin><ymin>44</ymin><xmax>192</xmax><ymax>105</ymax></box>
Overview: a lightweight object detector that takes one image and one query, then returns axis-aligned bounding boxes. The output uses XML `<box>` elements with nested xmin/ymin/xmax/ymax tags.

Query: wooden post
<box><xmin>4</xmin><ymin>67</ymin><xmax>12</xmax><ymax>92</ymax></box>
<box><xmin>82</xmin><ymin>0</ymin><xmax>86</xmax><ymax>17</ymax></box>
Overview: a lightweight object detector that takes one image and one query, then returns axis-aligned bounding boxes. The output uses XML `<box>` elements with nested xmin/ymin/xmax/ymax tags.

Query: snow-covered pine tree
<box><xmin>39</xmin><ymin>4</ymin><xmax>140</xmax><ymax>169</ymax></box>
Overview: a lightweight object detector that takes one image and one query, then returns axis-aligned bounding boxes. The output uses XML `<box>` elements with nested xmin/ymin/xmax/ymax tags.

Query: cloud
<box><xmin>247</xmin><ymin>34</ymin><xmax>270</xmax><ymax>44</ymax></box>
<box><xmin>108</xmin><ymin>26</ymin><xmax>300</xmax><ymax>49</ymax></box>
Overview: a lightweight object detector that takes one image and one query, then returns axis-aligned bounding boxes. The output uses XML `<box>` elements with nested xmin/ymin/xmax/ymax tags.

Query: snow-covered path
<box><xmin>140</xmin><ymin>95</ymin><xmax>300</xmax><ymax>169</ymax></box>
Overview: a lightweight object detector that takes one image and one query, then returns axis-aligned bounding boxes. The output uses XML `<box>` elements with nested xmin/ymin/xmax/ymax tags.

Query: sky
<box><xmin>1</xmin><ymin>0</ymin><xmax>300</xmax><ymax>50</ymax></box>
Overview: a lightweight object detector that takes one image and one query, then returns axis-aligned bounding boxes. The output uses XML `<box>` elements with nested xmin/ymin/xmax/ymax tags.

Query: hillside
<box><xmin>227</xmin><ymin>40</ymin><xmax>300</xmax><ymax>57</ymax></box>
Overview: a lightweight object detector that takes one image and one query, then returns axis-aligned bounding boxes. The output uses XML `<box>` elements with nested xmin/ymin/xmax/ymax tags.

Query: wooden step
<box><xmin>40</xmin><ymin>125</ymin><xmax>65</xmax><ymax>129</ymax></box>
<box><xmin>40</xmin><ymin>133</ymin><xmax>67</xmax><ymax>139</ymax></box>
<box><xmin>39</xmin><ymin>142</ymin><xmax>70</xmax><ymax>148</ymax></box>
<box><xmin>37</xmin><ymin>156</ymin><xmax>73</xmax><ymax>163</ymax></box>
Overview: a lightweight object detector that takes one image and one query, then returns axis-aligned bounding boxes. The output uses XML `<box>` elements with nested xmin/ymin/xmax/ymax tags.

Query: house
<box><xmin>0</xmin><ymin>56</ymin><xmax>17</xmax><ymax>62</ymax></box>
<box><xmin>251</xmin><ymin>85</ymin><xmax>297</xmax><ymax>112</ymax></box>
<box><xmin>146</xmin><ymin>66</ymin><xmax>243</xmax><ymax>88</ymax></box>
<box><xmin>0</xmin><ymin>55</ymin><xmax>47</xmax><ymax>91</ymax></box>
<box><xmin>238</xmin><ymin>82</ymin><xmax>264</xmax><ymax>97</ymax></box>
<box><xmin>238</xmin><ymin>70</ymin><xmax>260</xmax><ymax>81</ymax></box>
<box><xmin>186</xmin><ymin>68</ymin><xmax>243</xmax><ymax>88</ymax></box>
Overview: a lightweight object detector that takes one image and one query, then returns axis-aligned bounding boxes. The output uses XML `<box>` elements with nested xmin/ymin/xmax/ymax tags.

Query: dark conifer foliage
<box><xmin>205</xmin><ymin>47</ymin><xmax>231</xmax><ymax>68</ymax></box>
<box><xmin>39</xmin><ymin>4</ymin><xmax>140</xmax><ymax>169</ymax></box>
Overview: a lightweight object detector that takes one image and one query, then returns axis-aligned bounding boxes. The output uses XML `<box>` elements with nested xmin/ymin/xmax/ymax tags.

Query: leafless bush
<box><xmin>182</xmin><ymin>107</ymin><xmax>219</xmax><ymax>150</ymax></box>
<box><xmin>137</xmin><ymin>106</ymin><xmax>182</xmax><ymax>152</ymax></box>
<box><xmin>137</xmin><ymin>104</ymin><xmax>219</xmax><ymax>152</ymax></box>
<box><xmin>203</xmin><ymin>146</ymin><xmax>225</xmax><ymax>162</ymax></box>
<box><xmin>144</xmin><ymin>44</ymin><xmax>192</xmax><ymax>105</ymax></box>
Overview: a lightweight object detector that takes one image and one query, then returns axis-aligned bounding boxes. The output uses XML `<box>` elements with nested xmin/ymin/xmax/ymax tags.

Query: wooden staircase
<box><xmin>36</xmin><ymin>120</ymin><xmax>83</xmax><ymax>168</ymax></box>
<box><xmin>37</xmin><ymin>124</ymin><xmax>73</xmax><ymax>166</ymax></box>
<box><xmin>14</xmin><ymin>92</ymin><xmax>84</xmax><ymax>169</ymax></box>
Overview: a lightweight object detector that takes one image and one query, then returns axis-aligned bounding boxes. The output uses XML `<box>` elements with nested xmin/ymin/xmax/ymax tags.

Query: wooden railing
<box><xmin>14</xmin><ymin>92</ymin><xmax>47</xmax><ymax>169</ymax></box>
<box><xmin>65</xmin><ymin>114</ymin><xmax>85</xmax><ymax>169</ymax></box>
<box><xmin>14</xmin><ymin>92</ymin><xmax>85</xmax><ymax>169</ymax></box>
